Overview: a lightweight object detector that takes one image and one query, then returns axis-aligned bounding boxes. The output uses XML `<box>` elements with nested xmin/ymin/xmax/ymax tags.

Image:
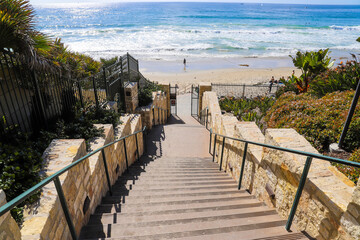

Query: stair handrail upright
<box><xmin>0</xmin><ymin>126</ymin><xmax>147</xmax><ymax>240</ymax></box>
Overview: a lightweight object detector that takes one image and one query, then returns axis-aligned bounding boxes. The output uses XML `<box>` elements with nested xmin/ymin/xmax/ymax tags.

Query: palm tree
<box><xmin>0</xmin><ymin>0</ymin><xmax>51</xmax><ymax>69</ymax></box>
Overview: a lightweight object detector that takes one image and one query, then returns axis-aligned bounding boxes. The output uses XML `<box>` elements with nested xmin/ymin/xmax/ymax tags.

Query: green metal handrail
<box><xmin>0</xmin><ymin>126</ymin><xmax>146</xmax><ymax>240</ymax></box>
<box><xmin>208</xmin><ymin>128</ymin><xmax>360</xmax><ymax>232</ymax></box>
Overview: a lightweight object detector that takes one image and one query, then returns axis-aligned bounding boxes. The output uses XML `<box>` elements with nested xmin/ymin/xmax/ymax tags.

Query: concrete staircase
<box><xmin>79</xmin><ymin>156</ymin><xmax>308</xmax><ymax>240</ymax></box>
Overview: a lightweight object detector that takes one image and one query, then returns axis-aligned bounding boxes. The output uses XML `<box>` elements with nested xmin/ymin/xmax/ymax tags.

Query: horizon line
<box><xmin>32</xmin><ymin>1</ymin><xmax>360</xmax><ymax>7</ymax></box>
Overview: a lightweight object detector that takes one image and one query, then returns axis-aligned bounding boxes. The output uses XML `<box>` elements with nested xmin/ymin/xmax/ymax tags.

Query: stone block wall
<box><xmin>198</xmin><ymin>83</ymin><xmax>211</xmax><ymax>116</ymax></box>
<box><xmin>135</xmin><ymin>90</ymin><xmax>168</xmax><ymax>130</ymax></box>
<box><xmin>159</xmin><ymin>84</ymin><xmax>171</xmax><ymax>118</ymax></box>
<box><xmin>202</xmin><ymin>91</ymin><xmax>360</xmax><ymax>240</ymax></box>
<box><xmin>124</xmin><ymin>82</ymin><xmax>139</xmax><ymax>113</ymax></box>
<box><xmin>18</xmin><ymin>114</ymin><xmax>144</xmax><ymax>239</ymax></box>
<box><xmin>0</xmin><ymin>190</ymin><xmax>21</xmax><ymax>240</ymax></box>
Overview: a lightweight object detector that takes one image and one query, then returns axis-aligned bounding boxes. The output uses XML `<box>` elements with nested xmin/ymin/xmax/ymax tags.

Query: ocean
<box><xmin>33</xmin><ymin>2</ymin><xmax>360</xmax><ymax>68</ymax></box>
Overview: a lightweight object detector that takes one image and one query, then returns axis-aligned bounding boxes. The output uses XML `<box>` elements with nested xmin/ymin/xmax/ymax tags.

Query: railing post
<box><xmin>127</xmin><ymin>52</ymin><xmax>131</xmax><ymax>83</ymax></box>
<box><xmin>143</xmin><ymin>130</ymin><xmax>147</xmax><ymax>154</ymax></box>
<box><xmin>242</xmin><ymin>84</ymin><xmax>245</xmax><ymax>97</ymax></box>
<box><xmin>103</xmin><ymin>67</ymin><xmax>109</xmax><ymax>100</ymax></box>
<box><xmin>338</xmin><ymin>80</ymin><xmax>360</xmax><ymax>148</ymax></box>
<box><xmin>92</xmin><ymin>77</ymin><xmax>99</xmax><ymax>108</ymax></box>
<box><xmin>123</xmin><ymin>138</ymin><xmax>129</xmax><ymax>173</ymax></box>
<box><xmin>206</xmin><ymin>108</ymin><xmax>209</xmax><ymax>129</ymax></box>
<box><xmin>32</xmin><ymin>71</ymin><xmax>48</xmax><ymax>128</ymax></box>
<box><xmin>77</xmin><ymin>80</ymin><xmax>84</xmax><ymax>108</ymax></box>
<box><xmin>212</xmin><ymin>134</ymin><xmax>217</xmax><ymax>162</ymax></box>
<box><xmin>238</xmin><ymin>142</ymin><xmax>248</xmax><ymax>190</ymax></box>
<box><xmin>101</xmin><ymin>149</ymin><xmax>112</xmax><ymax>196</ymax></box>
<box><xmin>135</xmin><ymin>133</ymin><xmax>140</xmax><ymax>161</ymax></box>
<box><xmin>209</xmin><ymin>132</ymin><xmax>212</xmax><ymax>154</ymax></box>
<box><xmin>286</xmin><ymin>156</ymin><xmax>313</xmax><ymax>231</ymax></box>
<box><xmin>53</xmin><ymin>177</ymin><xmax>77</xmax><ymax>240</ymax></box>
<box><xmin>219</xmin><ymin>137</ymin><xmax>226</xmax><ymax>171</ymax></box>
<box><xmin>152</xmin><ymin>107</ymin><xmax>155</xmax><ymax>126</ymax></box>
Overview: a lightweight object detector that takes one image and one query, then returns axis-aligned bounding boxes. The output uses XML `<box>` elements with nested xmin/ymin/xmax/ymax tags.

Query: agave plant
<box><xmin>0</xmin><ymin>0</ymin><xmax>52</xmax><ymax>69</ymax></box>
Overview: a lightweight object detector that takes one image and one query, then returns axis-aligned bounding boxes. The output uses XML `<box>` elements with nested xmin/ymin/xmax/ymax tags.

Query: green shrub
<box><xmin>138</xmin><ymin>82</ymin><xmax>161</xmax><ymax>107</ymax></box>
<box><xmin>310</xmin><ymin>60</ymin><xmax>360</xmax><ymax>97</ymax></box>
<box><xmin>219</xmin><ymin>96</ymin><xmax>275</xmax><ymax>130</ymax></box>
<box><xmin>0</xmin><ymin>102</ymin><xmax>122</xmax><ymax>223</ymax></box>
<box><xmin>265</xmin><ymin>91</ymin><xmax>360</xmax><ymax>152</ymax></box>
<box><xmin>100</xmin><ymin>56</ymin><xmax>119</xmax><ymax>68</ymax></box>
<box><xmin>38</xmin><ymin>104</ymin><xmax>107</xmax><ymax>151</ymax></box>
<box><xmin>290</xmin><ymin>49</ymin><xmax>334</xmax><ymax>93</ymax></box>
<box><xmin>0</xmin><ymin>127</ymin><xmax>42</xmax><ymax>224</ymax></box>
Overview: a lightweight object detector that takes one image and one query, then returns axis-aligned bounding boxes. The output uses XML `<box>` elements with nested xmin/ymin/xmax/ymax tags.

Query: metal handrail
<box><xmin>208</xmin><ymin>123</ymin><xmax>360</xmax><ymax>231</ymax></box>
<box><xmin>0</xmin><ymin>126</ymin><xmax>147</xmax><ymax>240</ymax></box>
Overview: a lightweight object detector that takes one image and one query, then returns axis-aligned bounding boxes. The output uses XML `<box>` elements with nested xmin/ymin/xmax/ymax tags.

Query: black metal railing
<box><xmin>0</xmin><ymin>51</ymin><xmax>77</xmax><ymax>133</ymax></box>
<box><xmin>0</xmin><ymin>52</ymin><xmax>150</xmax><ymax>134</ymax></box>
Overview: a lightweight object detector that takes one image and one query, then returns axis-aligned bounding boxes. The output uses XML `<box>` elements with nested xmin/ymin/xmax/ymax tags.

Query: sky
<box><xmin>29</xmin><ymin>0</ymin><xmax>360</xmax><ymax>6</ymax></box>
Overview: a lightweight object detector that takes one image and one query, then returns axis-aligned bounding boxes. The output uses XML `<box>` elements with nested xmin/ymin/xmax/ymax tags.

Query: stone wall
<box><xmin>20</xmin><ymin>114</ymin><xmax>144</xmax><ymax>239</ymax></box>
<box><xmin>202</xmin><ymin>91</ymin><xmax>360</xmax><ymax>240</ymax></box>
<box><xmin>159</xmin><ymin>84</ymin><xmax>171</xmax><ymax>118</ymax></box>
<box><xmin>135</xmin><ymin>91</ymin><xmax>167</xmax><ymax>130</ymax></box>
<box><xmin>0</xmin><ymin>190</ymin><xmax>21</xmax><ymax>240</ymax></box>
<box><xmin>198</xmin><ymin>83</ymin><xmax>211</xmax><ymax>116</ymax></box>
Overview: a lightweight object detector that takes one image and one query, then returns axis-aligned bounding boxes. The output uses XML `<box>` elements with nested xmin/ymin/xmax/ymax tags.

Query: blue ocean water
<box><xmin>33</xmin><ymin>2</ymin><xmax>360</xmax><ymax>61</ymax></box>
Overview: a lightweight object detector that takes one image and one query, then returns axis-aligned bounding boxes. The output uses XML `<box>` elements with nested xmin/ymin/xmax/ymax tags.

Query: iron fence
<box><xmin>0</xmin><ymin>51</ymin><xmax>150</xmax><ymax>134</ymax></box>
<box><xmin>0</xmin><ymin>52</ymin><xmax>77</xmax><ymax>133</ymax></box>
<box><xmin>211</xmin><ymin>83</ymin><xmax>281</xmax><ymax>98</ymax></box>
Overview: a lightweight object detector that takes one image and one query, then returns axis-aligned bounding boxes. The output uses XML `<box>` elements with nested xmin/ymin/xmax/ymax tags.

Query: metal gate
<box><xmin>170</xmin><ymin>84</ymin><xmax>177</xmax><ymax>115</ymax></box>
<box><xmin>191</xmin><ymin>84</ymin><xmax>199</xmax><ymax>118</ymax></box>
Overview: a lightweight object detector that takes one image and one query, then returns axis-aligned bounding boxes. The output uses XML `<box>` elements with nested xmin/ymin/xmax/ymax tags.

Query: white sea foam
<box><xmin>35</xmin><ymin>3</ymin><xmax>360</xmax><ymax>61</ymax></box>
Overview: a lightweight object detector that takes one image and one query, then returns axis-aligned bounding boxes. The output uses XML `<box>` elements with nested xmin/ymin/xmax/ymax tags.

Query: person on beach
<box><xmin>183</xmin><ymin>58</ymin><xmax>187</xmax><ymax>71</ymax></box>
<box><xmin>269</xmin><ymin>76</ymin><xmax>274</xmax><ymax>93</ymax></box>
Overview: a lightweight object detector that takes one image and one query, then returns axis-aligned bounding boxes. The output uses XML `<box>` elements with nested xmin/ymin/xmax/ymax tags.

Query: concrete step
<box><xmin>117</xmin><ymin>175</ymin><xmax>231</xmax><ymax>182</ymax></box>
<box><xmin>80</xmin><ymin>215</ymin><xmax>287</xmax><ymax>239</ymax></box>
<box><xmin>108</xmin><ymin>186</ymin><xmax>247</xmax><ymax>197</ymax></box>
<box><xmin>115</xmin><ymin>179</ymin><xmax>236</xmax><ymax>188</ymax></box>
<box><xmin>110</xmin><ymin>182</ymin><xmax>239</xmax><ymax>194</ymax></box>
<box><xmin>81</xmin><ymin>150</ymin><xmax>308</xmax><ymax>240</ymax></box>
<box><xmin>88</xmin><ymin>206</ymin><xmax>275</xmax><ymax>225</ymax></box>
<box><xmin>116</xmin><ymin>176</ymin><xmax>231</xmax><ymax>185</ymax></box>
<box><xmin>95</xmin><ymin>196</ymin><xmax>260</xmax><ymax>214</ymax></box>
<box><xmin>101</xmin><ymin>190</ymin><xmax>252</xmax><ymax>204</ymax></box>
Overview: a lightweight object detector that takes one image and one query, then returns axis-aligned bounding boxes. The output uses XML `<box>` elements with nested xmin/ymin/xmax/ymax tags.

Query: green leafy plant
<box><xmin>45</xmin><ymin>38</ymin><xmax>101</xmax><ymax>78</ymax></box>
<box><xmin>265</xmin><ymin>91</ymin><xmax>360</xmax><ymax>153</ymax></box>
<box><xmin>138</xmin><ymin>81</ymin><xmax>161</xmax><ymax>107</ymax></box>
<box><xmin>219</xmin><ymin>96</ymin><xmax>275</xmax><ymax>130</ymax></box>
<box><xmin>290</xmin><ymin>49</ymin><xmax>334</xmax><ymax>93</ymax></box>
<box><xmin>310</xmin><ymin>59</ymin><xmax>360</xmax><ymax>97</ymax></box>
<box><xmin>79</xmin><ymin>103</ymin><xmax>122</xmax><ymax>128</ymax></box>
<box><xmin>100</xmin><ymin>56</ymin><xmax>119</xmax><ymax>68</ymax></box>
<box><xmin>0</xmin><ymin>0</ymin><xmax>52</xmax><ymax>69</ymax></box>
<box><xmin>0</xmin><ymin>127</ymin><xmax>42</xmax><ymax>224</ymax></box>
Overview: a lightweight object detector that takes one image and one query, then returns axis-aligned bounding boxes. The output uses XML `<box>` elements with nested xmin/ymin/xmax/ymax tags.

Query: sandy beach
<box><xmin>143</xmin><ymin>67</ymin><xmax>300</xmax><ymax>89</ymax></box>
<box><xmin>140</xmin><ymin>56</ymin><xmax>302</xmax><ymax>90</ymax></box>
